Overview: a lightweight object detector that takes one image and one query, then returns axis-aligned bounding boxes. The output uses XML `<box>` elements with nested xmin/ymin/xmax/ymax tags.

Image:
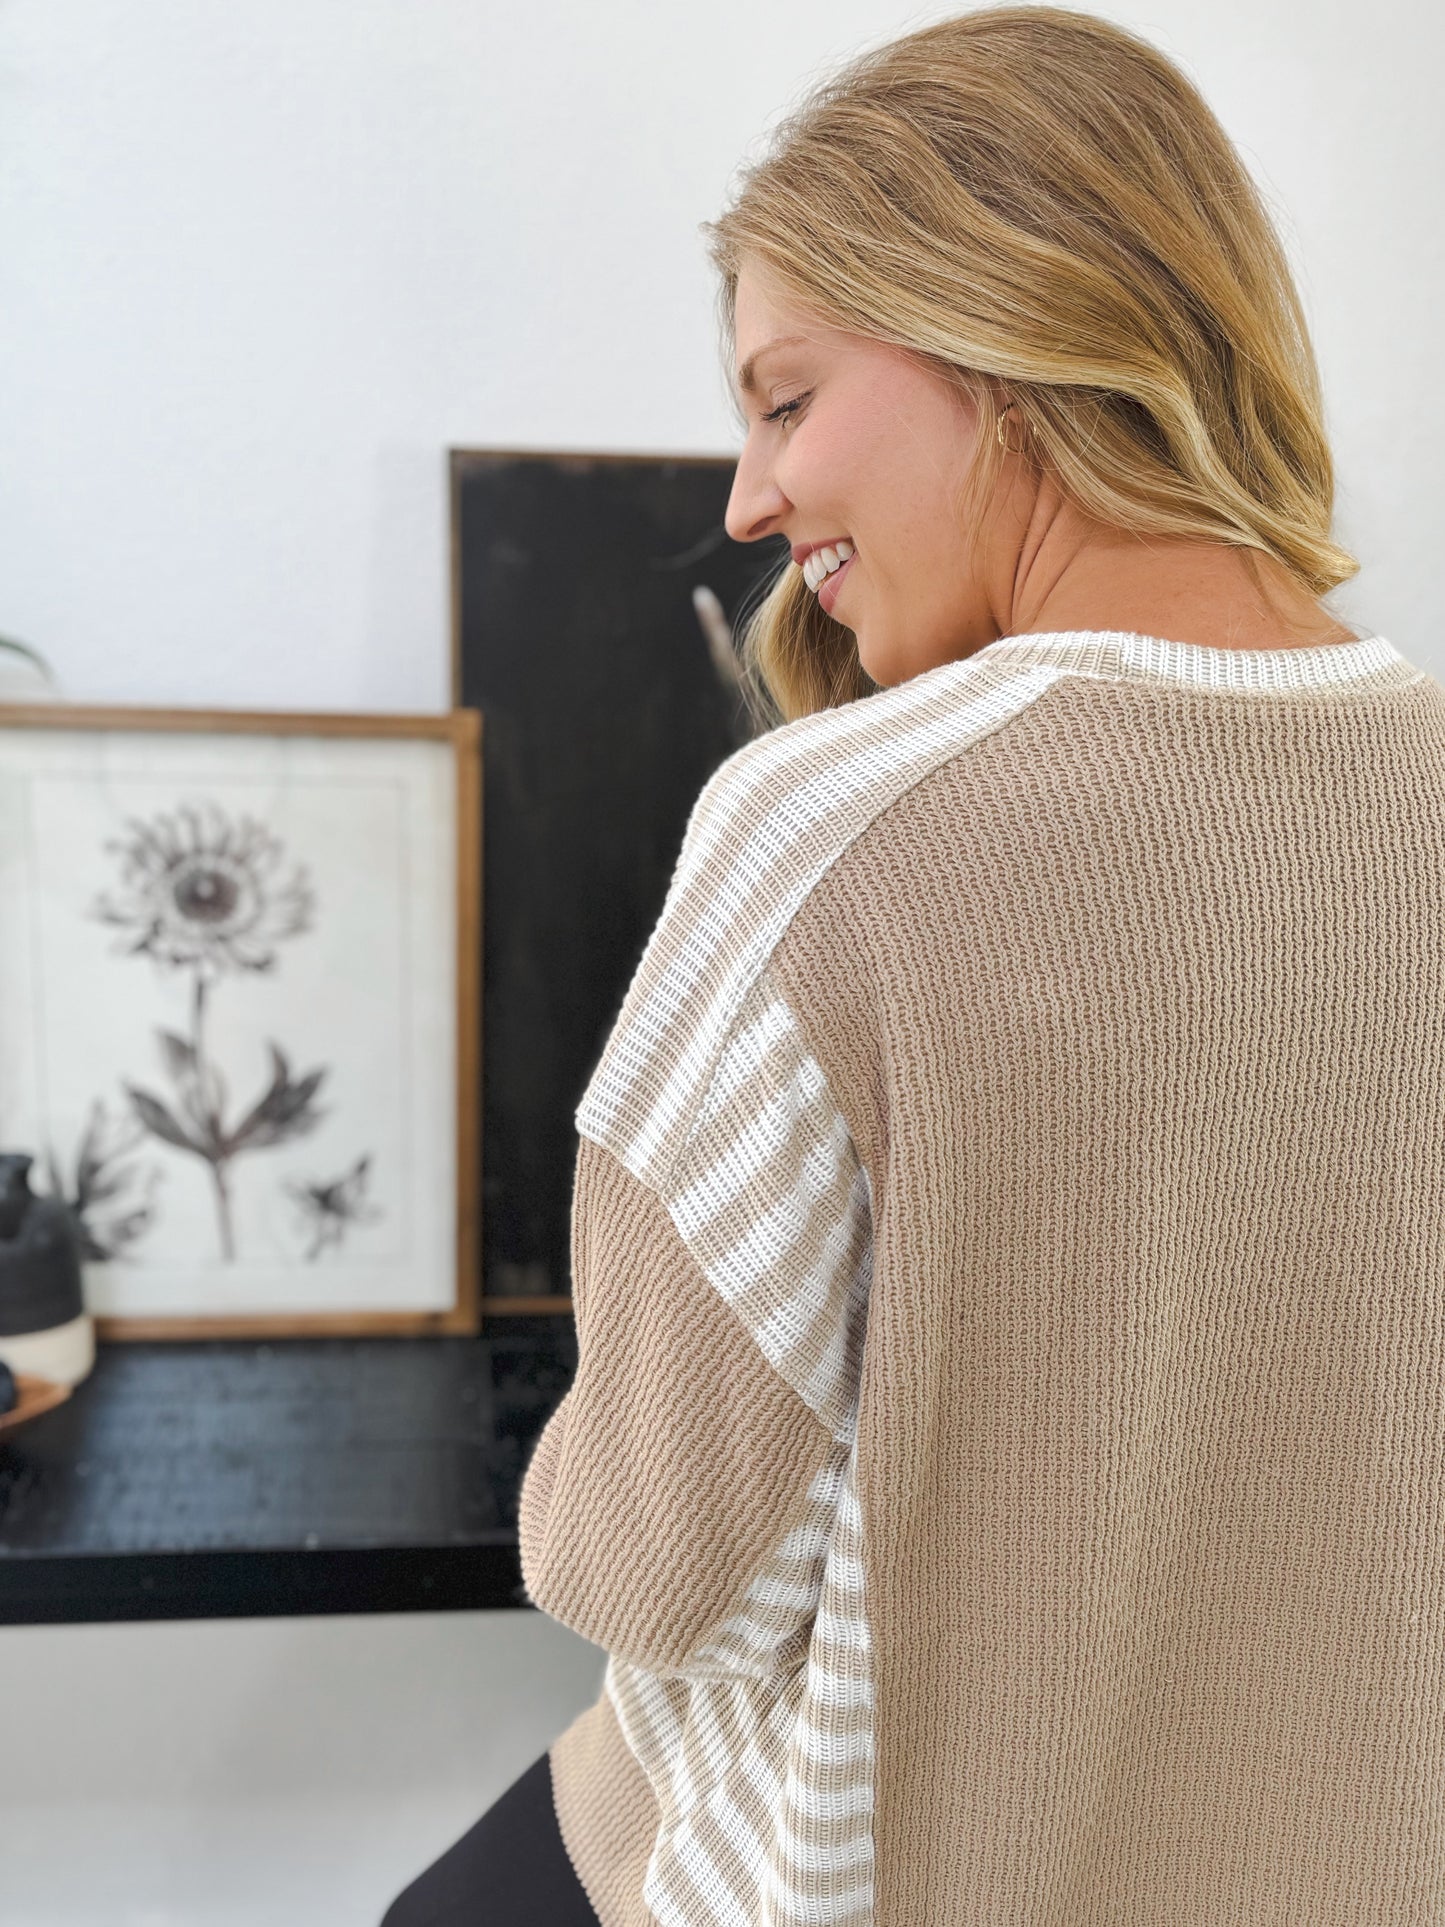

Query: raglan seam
<box><xmin>656</xmin><ymin>675</ymin><xmax>1085</xmax><ymax>1202</ymax></box>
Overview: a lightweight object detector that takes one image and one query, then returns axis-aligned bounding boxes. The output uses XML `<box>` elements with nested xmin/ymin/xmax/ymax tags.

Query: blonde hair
<box><xmin>700</xmin><ymin>4</ymin><xmax>1361</xmax><ymax>727</ymax></box>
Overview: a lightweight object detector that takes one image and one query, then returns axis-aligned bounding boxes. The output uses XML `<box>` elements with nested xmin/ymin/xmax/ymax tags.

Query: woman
<box><xmin>384</xmin><ymin>9</ymin><xmax>1441</xmax><ymax>1924</ymax></box>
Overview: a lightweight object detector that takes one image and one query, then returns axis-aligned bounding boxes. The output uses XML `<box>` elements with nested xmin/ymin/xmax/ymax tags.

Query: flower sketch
<box><xmin>88</xmin><ymin>801</ymin><xmax>333</xmax><ymax>1263</ymax></box>
<box><xmin>284</xmin><ymin>1153</ymin><xmax>384</xmax><ymax>1262</ymax></box>
<box><xmin>40</xmin><ymin>1096</ymin><xmax>163</xmax><ymax>1262</ymax></box>
<box><xmin>91</xmin><ymin>800</ymin><xmax>315</xmax><ymax>980</ymax></box>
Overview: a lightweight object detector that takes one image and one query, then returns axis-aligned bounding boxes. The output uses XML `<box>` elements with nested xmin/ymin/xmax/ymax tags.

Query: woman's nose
<box><xmin>724</xmin><ymin>451</ymin><xmax>788</xmax><ymax>545</ymax></box>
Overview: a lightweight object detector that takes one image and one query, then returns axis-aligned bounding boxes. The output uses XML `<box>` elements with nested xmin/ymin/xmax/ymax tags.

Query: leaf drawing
<box><xmin>40</xmin><ymin>1098</ymin><xmax>163</xmax><ymax>1262</ymax></box>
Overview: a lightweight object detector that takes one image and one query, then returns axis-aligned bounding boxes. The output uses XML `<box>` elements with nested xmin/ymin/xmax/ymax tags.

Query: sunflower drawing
<box><xmin>91</xmin><ymin>800</ymin><xmax>316</xmax><ymax>980</ymax></box>
<box><xmin>89</xmin><ymin>800</ymin><xmax>331</xmax><ymax>1263</ymax></box>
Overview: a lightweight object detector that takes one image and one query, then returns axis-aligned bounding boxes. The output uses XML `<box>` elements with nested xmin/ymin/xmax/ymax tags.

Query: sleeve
<box><xmin>517</xmin><ymin>954</ymin><xmax>874</xmax><ymax>1683</ymax></box>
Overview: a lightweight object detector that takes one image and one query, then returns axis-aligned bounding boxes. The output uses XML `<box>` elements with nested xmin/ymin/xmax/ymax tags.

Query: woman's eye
<box><xmin>762</xmin><ymin>393</ymin><xmax>808</xmax><ymax>428</ymax></box>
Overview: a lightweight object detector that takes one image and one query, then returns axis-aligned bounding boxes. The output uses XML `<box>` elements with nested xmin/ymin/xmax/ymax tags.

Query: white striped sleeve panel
<box><xmin>597</xmin><ymin>962</ymin><xmax>879</xmax><ymax>1927</ymax></box>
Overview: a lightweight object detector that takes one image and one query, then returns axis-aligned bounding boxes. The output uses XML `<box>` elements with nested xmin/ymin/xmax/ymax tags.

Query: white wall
<box><xmin>0</xmin><ymin>1</ymin><xmax>1438</xmax><ymax>1922</ymax></box>
<box><xmin>0</xmin><ymin>0</ymin><xmax>1440</xmax><ymax>715</ymax></box>
<box><xmin>1</xmin><ymin>1612</ymin><xmax>607</xmax><ymax>1926</ymax></box>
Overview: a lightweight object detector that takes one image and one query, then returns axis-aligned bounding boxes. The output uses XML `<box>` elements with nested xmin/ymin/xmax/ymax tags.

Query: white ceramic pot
<box><xmin>0</xmin><ymin>1312</ymin><xmax>96</xmax><ymax>1387</ymax></box>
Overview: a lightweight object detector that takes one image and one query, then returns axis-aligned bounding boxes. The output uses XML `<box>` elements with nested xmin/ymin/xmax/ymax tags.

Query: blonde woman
<box><xmin>384</xmin><ymin>10</ymin><xmax>1441</xmax><ymax>1924</ymax></box>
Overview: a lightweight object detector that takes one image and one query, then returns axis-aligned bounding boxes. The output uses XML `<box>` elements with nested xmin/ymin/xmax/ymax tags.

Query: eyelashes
<box><xmin>762</xmin><ymin>393</ymin><xmax>809</xmax><ymax>428</ymax></box>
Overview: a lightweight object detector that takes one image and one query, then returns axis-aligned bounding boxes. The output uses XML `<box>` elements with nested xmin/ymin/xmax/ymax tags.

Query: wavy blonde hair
<box><xmin>700</xmin><ymin>4</ymin><xmax>1361</xmax><ymax>728</ymax></box>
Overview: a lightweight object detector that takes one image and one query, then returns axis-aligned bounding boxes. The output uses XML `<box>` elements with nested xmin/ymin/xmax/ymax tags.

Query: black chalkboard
<box><xmin>451</xmin><ymin>448</ymin><xmax>784</xmax><ymax>1310</ymax></box>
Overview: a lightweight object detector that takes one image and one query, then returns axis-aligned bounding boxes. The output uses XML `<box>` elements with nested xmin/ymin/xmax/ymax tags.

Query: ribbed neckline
<box><xmin>974</xmin><ymin>628</ymin><xmax>1422</xmax><ymax>696</ymax></box>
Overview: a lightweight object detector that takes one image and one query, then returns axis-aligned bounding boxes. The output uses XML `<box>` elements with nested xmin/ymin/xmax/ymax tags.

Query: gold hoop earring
<box><xmin>996</xmin><ymin>404</ymin><xmax>1025</xmax><ymax>455</ymax></box>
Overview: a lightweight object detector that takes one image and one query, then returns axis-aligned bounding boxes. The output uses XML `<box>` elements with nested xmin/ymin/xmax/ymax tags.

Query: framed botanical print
<box><xmin>0</xmin><ymin>702</ymin><xmax>481</xmax><ymax>1339</ymax></box>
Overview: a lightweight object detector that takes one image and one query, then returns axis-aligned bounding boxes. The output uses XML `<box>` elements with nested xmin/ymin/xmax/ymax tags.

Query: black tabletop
<box><xmin>0</xmin><ymin>1318</ymin><xmax>577</xmax><ymax>1623</ymax></box>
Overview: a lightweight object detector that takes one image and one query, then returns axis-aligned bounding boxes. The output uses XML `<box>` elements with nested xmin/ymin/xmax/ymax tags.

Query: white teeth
<box><xmin>802</xmin><ymin>539</ymin><xmax>855</xmax><ymax>593</ymax></box>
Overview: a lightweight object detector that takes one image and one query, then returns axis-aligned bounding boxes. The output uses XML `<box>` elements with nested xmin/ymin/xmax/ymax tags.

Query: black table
<box><xmin>0</xmin><ymin>1318</ymin><xmax>577</xmax><ymax>1624</ymax></box>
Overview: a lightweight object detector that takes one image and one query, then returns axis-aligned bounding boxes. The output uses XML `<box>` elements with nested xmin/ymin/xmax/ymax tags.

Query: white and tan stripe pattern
<box><xmin>668</xmin><ymin>964</ymin><xmax>874</xmax><ymax>1449</ymax></box>
<box><xmin>589</xmin><ymin>964</ymin><xmax>876</xmax><ymax>1922</ymax></box>
<box><xmin>574</xmin><ymin>629</ymin><xmax>1418</xmax><ymax>1202</ymax></box>
<box><xmin>604</xmin><ymin>1427</ymin><xmax>875</xmax><ymax>1927</ymax></box>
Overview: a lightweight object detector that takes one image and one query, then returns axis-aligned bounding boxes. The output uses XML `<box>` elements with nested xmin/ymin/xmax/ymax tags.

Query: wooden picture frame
<box><xmin>0</xmin><ymin>702</ymin><xmax>482</xmax><ymax>1340</ymax></box>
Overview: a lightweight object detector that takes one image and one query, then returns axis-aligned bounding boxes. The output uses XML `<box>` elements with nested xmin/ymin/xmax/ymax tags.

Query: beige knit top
<box><xmin>518</xmin><ymin>626</ymin><xmax>1445</xmax><ymax>1926</ymax></box>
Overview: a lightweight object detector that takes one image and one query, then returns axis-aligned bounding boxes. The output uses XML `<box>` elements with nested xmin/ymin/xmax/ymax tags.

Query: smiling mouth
<box><xmin>817</xmin><ymin>552</ymin><xmax>856</xmax><ymax>611</ymax></box>
<box><xmin>801</xmin><ymin>541</ymin><xmax>855</xmax><ymax>593</ymax></box>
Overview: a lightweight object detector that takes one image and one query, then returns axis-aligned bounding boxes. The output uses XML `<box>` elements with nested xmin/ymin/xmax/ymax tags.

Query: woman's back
<box><xmin>522</xmin><ymin>625</ymin><xmax>1445</xmax><ymax>1925</ymax></box>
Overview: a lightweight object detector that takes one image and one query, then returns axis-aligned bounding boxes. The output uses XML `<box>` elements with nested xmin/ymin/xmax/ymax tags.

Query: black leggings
<box><xmin>379</xmin><ymin>1749</ymin><xmax>601</xmax><ymax>1926</ymax></box>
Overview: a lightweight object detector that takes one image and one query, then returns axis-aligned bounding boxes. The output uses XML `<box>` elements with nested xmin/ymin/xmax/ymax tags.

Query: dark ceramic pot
<box><xmin>0</xmin><ymin>1152</ymin><xmax>85</xmax><ymax>1340</ymax></box>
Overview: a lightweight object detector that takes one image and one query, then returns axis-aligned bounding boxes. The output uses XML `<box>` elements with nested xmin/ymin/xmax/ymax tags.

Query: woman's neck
<box><xmin>1000</xmin><ymin>495</ymin><xmax>1355</xmax><ymax>653</ymax></box>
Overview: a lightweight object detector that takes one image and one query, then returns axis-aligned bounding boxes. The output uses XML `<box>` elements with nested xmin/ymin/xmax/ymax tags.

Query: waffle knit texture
<box><xmin>518</xmin><ymin>626</ymin><xmax>1445</xmax><ymax>1926</ymax></box>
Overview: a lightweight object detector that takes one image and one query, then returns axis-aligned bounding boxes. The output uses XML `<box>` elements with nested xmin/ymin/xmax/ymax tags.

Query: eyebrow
<box><xmin>735</xmin><ymin>334</ymin><xmax>810</xmax><ymax>397</ymax></box>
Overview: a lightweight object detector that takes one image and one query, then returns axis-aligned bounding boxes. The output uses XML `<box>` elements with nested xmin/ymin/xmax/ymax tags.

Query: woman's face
<box><xmin>724</xmin><ymin>263</ymin><xmax>1022</xmax><ymax>686</ymax></box>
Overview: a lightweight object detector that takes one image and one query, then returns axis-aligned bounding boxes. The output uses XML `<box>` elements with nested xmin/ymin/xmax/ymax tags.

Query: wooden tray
<box><xmin>0</xmin><ymin>1371</ymin><xmax>73</xmax><ymax>1439</ymax></box>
